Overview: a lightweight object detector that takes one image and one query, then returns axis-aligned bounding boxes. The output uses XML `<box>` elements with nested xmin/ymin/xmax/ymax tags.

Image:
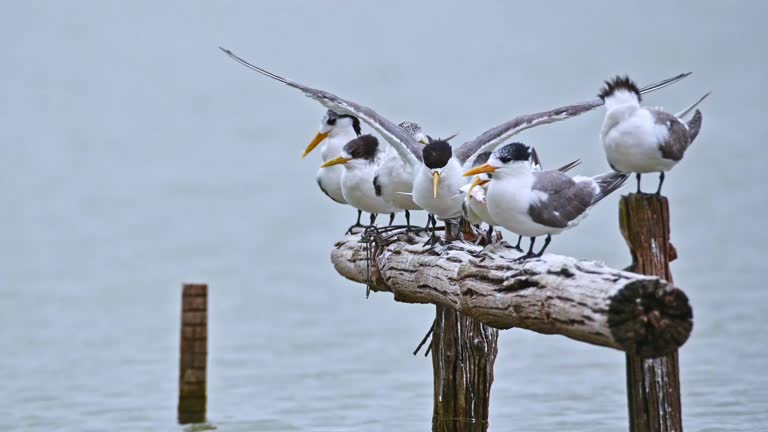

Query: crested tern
<box><xmin>598</xmin><ymin>76</ymin><xmax>709</xmax><ymax>194</ymax></box>
<box><xmin>219</xmin><ymin>47</ymin><xmax>690</xmax><ymax>238</ymax></box>
<box><xmin>373</xmin><ymin>121</ymin><xmax>429</xmax><ymax>228</ymax></box>
<box><xmin>464</xmin><ymin>142</ymin><xmax>629</xmax><ymax>260</ymax></box>
<box><xmin>321</xmin><ymin>134</ymin><xmax>398</xmax><ymax>226</ymax></box>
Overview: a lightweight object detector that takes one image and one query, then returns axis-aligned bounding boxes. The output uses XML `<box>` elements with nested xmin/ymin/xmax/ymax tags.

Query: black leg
<box><xmin>486</xmin><ymin>225</ymin><xmax>494</xmax><ymax>243</ymax></box>
<box><xmin>636</xmin><ymin>173</ymin><xmax>642</xmax><ymax>194</ymax></box>
<box><xmin>424</xmin><ymin>214</ymin><xmax>433</xmax><ymax>230</ymax></box>
<box><xmin>514</xmin><ymin>237</ymin><xmax>538</xmax><ymax>261</ymax></box>
<box><xmin>534</xmin><ymin>234</ymin><xmax>552</xmax><ymax>257</ymax></box>
<box><xmin>513</xmin><ymin>235</ymin><xmax>523</xmax><ymax>252</ymax></box>
<box><xmin>369</xmin><ymin>213</ymin><xmax>378</xmax><ymax>226</ymax></box>
<box><xmin>405</xmin><ymin>210</ymin><xmax>412</xmax><ymax>230</ymax></box>
<box><xmin>346</xmin><ymin>210</ymin><xmax>365</xmax><ymax>234</ymax></box>
<box><xmin>423</xmin><ymin>214</ymin><xmax>441</xmax><ymax>247</ymax></box>
<box><xmin>656</xmin><ymin>172</ymin><xmax>665</xmax><ymax>196</ymax></box>
<box><xmin>388</xmin><ymin>213</ymin><xmax>395</xmax><ymax>226</ymax></box>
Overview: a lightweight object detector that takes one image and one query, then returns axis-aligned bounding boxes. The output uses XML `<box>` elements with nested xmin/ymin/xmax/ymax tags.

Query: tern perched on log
<box><xmin>598</xmin><ymin>76</ymin><xmax>709</xmax><ymax>194</ymax></box>
<box><xmin>321</xmin><ymin>135</ymin><xmax>399</xmax><ymax>227</ymax></box>
<box><xmin>219</xmin><ymin>47</ymin><xmax>690</xmax><ymax>235</ymax></box>
<box><xmin>464</xmin><ymin>143</ymin><xmax>629</xmax><ymax>260</ymax></box>
<box><xmin>373</xmin><ymin>121</ymin><xmax>429</xmax><ymax>228</ymax></box>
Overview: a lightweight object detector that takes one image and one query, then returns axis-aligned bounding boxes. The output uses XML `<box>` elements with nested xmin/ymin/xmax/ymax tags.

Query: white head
<box><xmin>598</xmin><ymin>76</ymin><xmax>642</xmax><ymax>111</ymax></box>
<box><xmin>463</xmin><ymin>142</ymin><xmax>533</xmax><ymax>179</ymax></box>
<box><xmin>398</xmin><ymin>121</ymin><xmax>430</xmax><ymax>145</ymax></box>
<box><xmin>302</xmin><ymin>110</ymin><xmax>361</xmax><ymax>158</ymax></box>
<box><xmin>319</xmin><ymin>134</ymin><xmax>381</xmax><ymax>171</ymax></box>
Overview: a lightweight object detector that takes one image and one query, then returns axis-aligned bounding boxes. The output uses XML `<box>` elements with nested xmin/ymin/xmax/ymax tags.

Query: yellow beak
<box><xmin>320</xmin><ymin>155</ymin><xmax>350</xmax><ymax>168</ymax></box>
<box><xmin>303</xmin><ymin>132</ymin><xmax>330</xmax><ymax>159</ymax></box>
<box><xmin>463</xmin><ymin>163</ymin><xmax>497</xmax><ymax>177</ymax></box>
<box><xmin>432</xmin><ymin>172</ymin><xmax>440</xmax><ymax>198</ymax></box>
<box><xmin>468</xmin><ymin>176</ymin><xmax>490</xmax><ymax>195</ymax></box>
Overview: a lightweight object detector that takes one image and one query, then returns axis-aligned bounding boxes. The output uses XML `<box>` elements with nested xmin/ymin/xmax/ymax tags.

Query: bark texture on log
<box><xmin>178</xmin><ymin>283</ymin><xmax>208</xmax><ymax>425</ymax></box>
<box><xmin>331</xmin><ymin>234</ymin><xmax>692</xmax><ymax>357</ymax></box>
<box><xmin>619</xmin><ymin>194</ymin><xmax>686</xmax><ymax>432</ymax></box>
<box><xmin>432</xmin><ymin>305</ymin><xmax>498</xmax><ymax>432</ymax></box>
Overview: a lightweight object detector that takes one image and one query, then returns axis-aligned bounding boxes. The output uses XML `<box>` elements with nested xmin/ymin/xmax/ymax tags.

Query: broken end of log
<box><xmin>609</xmin><ymin>278</ymin><xmax>693</xmax><ymax>358</ymax></box>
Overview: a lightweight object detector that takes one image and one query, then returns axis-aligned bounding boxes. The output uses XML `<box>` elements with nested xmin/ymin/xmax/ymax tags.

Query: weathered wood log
<box><xmin>331</xmin><ymin>233</ymin><xmax>692</xmax><ymax>358</ymax></box>
<box><xmin>620</xmin><ymin>194</ymin><xmax>686</xmax><ymax>432</ymax></box>
<box><xmin>178</xmin><ymin>283</ymin><xmax>208</xmax><ymax>424</ymax></box>
<box><xmin>431</xmin><ymin>305</ymin><xmax>498</xmax><ymax>432</ymax></box>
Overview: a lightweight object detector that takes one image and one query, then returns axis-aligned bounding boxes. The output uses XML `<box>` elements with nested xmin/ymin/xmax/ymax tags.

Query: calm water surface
<box><xmin>1</xmin><ymin>2</ymin><xmax>767</xmax><ymax>431</ymax></box>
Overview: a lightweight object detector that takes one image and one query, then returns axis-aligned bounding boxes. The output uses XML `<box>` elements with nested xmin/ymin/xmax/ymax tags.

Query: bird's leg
<box><xmin>534</xmin><ymin>234</ymin><xmax>552</xmax><ymax>257</ymax></box>
<box><xmin>513</xmin><ymin>235</ymin><xmax>523</xmax><ymax>252</ymax></box>
<box><xmin>636</xmin><ymin>173</ymin><xmax>642</xmax><ymax>194</ymax></box>
<box><xmin>405</xmin><ymin>210</ymin><xmax>412</xmax><ymax>232</ymax></box>
<box><xmin>369</xmin><ymin>213</ymin><xmax>378</xmax><ymax>226</ymax></box>
<box><xmin>656</xmin><ymin>172</ymin><xmax>665</xmax><ymax>196</ymax></box>
<box><xmin>388</xmin><ymin>213</ymin><xmax>395</xmax><ymax>226</ymax></box>
<box><xmin>424</xmin><ymin>214</ymin><xmax>433</xmax><ymax>230</ymax></box>
<box><xmin>486</xmin><ymin>225</ymin><xmax>494</xmax><ymax>244</ymax></box>
<box><xmin>345</xmin><ymin>210</ymin><xmax>364</xmax><ymax>234</ymax></box>
<box><xmin>514</xmin><ymin>237</ymin><xmax>537</xmax><ymax>261</ymax></box>
<box><xmin>423</xmin><ymin>214</ymin><xmax>441</xmax><ymax>248</ymax></box>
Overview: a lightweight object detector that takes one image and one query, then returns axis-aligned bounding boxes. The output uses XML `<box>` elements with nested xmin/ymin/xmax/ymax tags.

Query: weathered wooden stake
<box><xmin>178</xmin><ymin>283</ymin><xmax>208</xmax><ymax>424</ymax></box>
<box><xmin>431</xmin><ymin>305</ymin><xmax>498</xmax><ymax>432</ymax></box>
<box><xmin>619</xmin><ymin>194</ymin><xmax>687</xmax><ymax>432</ymax></box>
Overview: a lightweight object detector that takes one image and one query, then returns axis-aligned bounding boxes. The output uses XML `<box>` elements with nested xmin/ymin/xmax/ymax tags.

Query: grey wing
<box><xmin>455</xmin><ymin>100</ymin><xmax>602</xmax><ymax>164</ymax></box>
<box><xmin>455</xmin><ymin>72</ymin><xmax>693</xmax><ymax>165</ymax></box>
<box><xmin>653</xmin><ymin>110</ymin><xmax>691</xmax><ymax>162</ymax></box>
<box><xmin>527</xmin><ymin>171</ymin><xmax>593</xmax><ymax>228</ymax></box>
<box><xmin>220</xmin><ymin>48</ymin><xmax>422</xmax><ymax>167</ymax></box>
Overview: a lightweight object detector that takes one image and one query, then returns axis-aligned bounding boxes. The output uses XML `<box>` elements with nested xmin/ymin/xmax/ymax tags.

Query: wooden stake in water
<box><xmin>178</xmin><ymin>283</ymin><xmax>208</xmax><ymax>424</ymax></box>
<box><xmin>619</xmin><ymin>194</ymin><xmax>690</xmax><ymax>432</ymax></box>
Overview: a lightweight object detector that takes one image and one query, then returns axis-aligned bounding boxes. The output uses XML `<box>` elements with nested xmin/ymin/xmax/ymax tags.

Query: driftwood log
<box><xmin>331</xmin><ymin>233</ymin><xmax>692</xmax><ymax>358</ymax></box>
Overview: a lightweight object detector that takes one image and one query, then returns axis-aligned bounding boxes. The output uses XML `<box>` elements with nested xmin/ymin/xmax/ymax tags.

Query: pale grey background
<box><xmin>1</xmin><ymin>1</ymin><xmax>766</xmax><ymax>431</ymax></box>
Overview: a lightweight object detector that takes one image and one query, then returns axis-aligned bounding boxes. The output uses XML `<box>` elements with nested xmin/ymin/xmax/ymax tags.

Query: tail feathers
<box><xmin>591</xmin><ymin>171</ymin><xmax>630</xmax><ymax>204</ymax></box>
<box><xmin>556</xmin><ymin>159</ymin><xmax>582</xmax><ymax>173</ymax></box>
<box><xmin>686</xmin><ymin>109</ymin><xmax>703</xmax><ymax>144</ymax></box>
<box><xmin>675</xmin><ymin>92</ymin><xmax>711</xmax><ymax>119</ymax></box>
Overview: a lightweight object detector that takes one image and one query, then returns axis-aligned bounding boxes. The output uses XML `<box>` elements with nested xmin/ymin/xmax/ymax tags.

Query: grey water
<box><xmin>1</xmin><ymin>1</ymin><xmax>766</xmax><ymax>431</ymax></box>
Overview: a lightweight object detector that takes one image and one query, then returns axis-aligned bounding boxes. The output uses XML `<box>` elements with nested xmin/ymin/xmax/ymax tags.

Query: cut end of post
<box><xmin>178</xmin><ymin>283</ymin><xmax>208</xmax><ymax>425</ymax></box>
<box><xmin>608</xmin><ymin>278</ymin><xmax>693</xmax><ymax>358</ymax></box>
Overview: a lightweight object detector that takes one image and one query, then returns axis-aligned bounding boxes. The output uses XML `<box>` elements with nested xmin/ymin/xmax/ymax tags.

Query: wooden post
<box><xmin>431</xmin><ymin>305</ymin><xmax>498</xmax><ymax>432</ymax></box>
<box><xmin>178</xmin><ymin>283</ymin><xmax>208</xmax><ymax>424</ymax></box>
<box><xmin>619</xmin><ymin>194</ymin><xmax>686</xmax><ymax>432</ymax></box>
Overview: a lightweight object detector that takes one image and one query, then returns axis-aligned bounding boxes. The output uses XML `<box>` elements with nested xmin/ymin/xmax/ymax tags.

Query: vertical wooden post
<box><xmin>431</xmin><ymin>304</ymin><xmax>498</xmax><ymax>432</ymax></box>
<box><xmin>178</xmin><ymin>283</ymin><xmax>208</xmax><ymax>424</ymax></box>
<box><xmin>619</xmin><ymin>194</ymin><xmax>684</xmax><ymax>432</ymax></box>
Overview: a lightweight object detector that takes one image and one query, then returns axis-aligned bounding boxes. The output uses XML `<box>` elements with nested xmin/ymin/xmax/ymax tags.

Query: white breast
<box><xmin>412</xmin><ymin>159</ymin><xmax>467</xmax><ymax>219</ymax></box>
<box><xmin>341</xmin><ymin>163</ymin><xmax>397</xmax><ymax>215</ymax></box>
<box><xmin>601</xmin><ymin>108</ymin><xmax>677</xmax><ymax>173</ymax></box>
<box><xmin>374</xmin><ymin>154</ymin><xmax>421</xmax><ymax>211</ymax></box>
<box><xmin>486</xmin><ymin>174</ymin><xmax>564</xmax><ymax>237</ymax></box>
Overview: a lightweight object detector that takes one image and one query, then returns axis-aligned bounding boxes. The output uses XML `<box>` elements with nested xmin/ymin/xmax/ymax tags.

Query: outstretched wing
<box><xmin>220</xmin><ymin>47</ymin><xmax>423</xmax><ymax>167</ymax></box>
<box><xmin>455</xmin><ymin>72</ymin><xmax>693</xmax><ymax>165</ymax></box>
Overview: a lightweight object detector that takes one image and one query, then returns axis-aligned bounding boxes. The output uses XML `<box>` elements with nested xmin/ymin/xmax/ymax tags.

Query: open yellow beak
<box><xmin>432</xmin><ymin>172</ymin><xmax>440</xmax><ymax>198</ymax></box>
<box><xmin>467</xmin><ymin>177</ymin><xmax>490</xmax><ymax>195</ymax></box>
<box><xmin>320</xmin><ymin>155</ymin><xmax>350</xmax><ymax>168</ymax></box>
<box><xmin>463</xmin><ymin>163</ymin><xmax>497</xmax><ymax>177</ymax></box>
<box><xmin>302</xmin><ymin>132</ymin><xmax>330</xmax><ymax>159</ymax></box>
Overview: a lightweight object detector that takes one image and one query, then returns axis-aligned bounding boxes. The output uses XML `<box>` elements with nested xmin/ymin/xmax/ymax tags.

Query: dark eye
<box><xmin>326</xmin><ymin>118</ymin><xmax>336</xmax><ymax>126</ymax></box>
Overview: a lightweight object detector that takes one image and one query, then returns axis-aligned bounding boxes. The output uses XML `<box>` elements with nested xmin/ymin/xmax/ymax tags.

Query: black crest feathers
<box><xmin>598</xmin><ymin>75</ymin><xmax>641</xmax><ymax>102</ymax></box>
<box><xmin>422</xmin><ymin>139</ymin><xmax>453</xmax><ymax>169</ymax></box>
<box><xmin>343</xmin><ymin>134</ymin><xmax>379</xmax><ymax>161</ymax></box>
<box><xmin>495</xmin><ymin>142</ymin><xmax>531</xmax><ymax>163</ymax></box>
